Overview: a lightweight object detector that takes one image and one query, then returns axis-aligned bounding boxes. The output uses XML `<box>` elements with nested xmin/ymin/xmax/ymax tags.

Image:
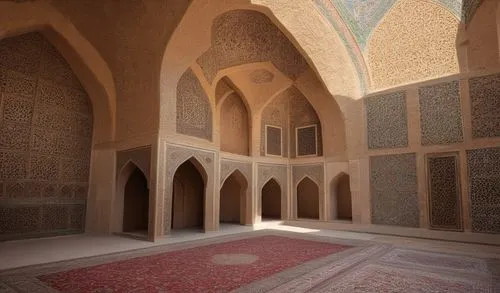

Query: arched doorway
<box><xmin>297</xmin><ymin>177</ymin><xmax>319</xmax><ymax>220</ymax></box>
<box><xmin>220</xmin><ymin>170</ymin><xmax>248</xmax><ymax>225</ymax></box>
<box><xmin>261</xmin><ymin>179</ymin><xmax>281</xmax><ymax>219</ymax></box>
<box><xmin>335</xmin><ymin>174</ymin><xmax>352</xmax><ymax>221</ymax></box>
<box><xmin>172</xmin><ymin>160</ymin><xmax>205</xmax><ymax>230</ymax></box>
<box><xmin>123</xmin><ymin>168</ymin><xmax>149</xmax><ymax>233</ymax></box>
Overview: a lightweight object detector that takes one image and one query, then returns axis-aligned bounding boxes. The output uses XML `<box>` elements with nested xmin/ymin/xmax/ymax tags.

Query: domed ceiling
<box><xmin>313</xmin><ymin>0</ymin><xmax>482</xmax><ymax>91</ymax></box>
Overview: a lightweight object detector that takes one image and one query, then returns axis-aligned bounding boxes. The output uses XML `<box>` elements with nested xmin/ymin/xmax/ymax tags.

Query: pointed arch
<box><xmin>219</xmin><ymin>169</ymin><xmax>250</xmax><ymax>225</ymax></box>
<box><xmin>171</xmin><ymin>157</ymin><xmax>207</xmax><ymax>231</ymax></box>
<box><xmin>218</xmin><ymin>86</ymin><xmax>251</xmax><ymax>155</ymax></box>
<box><xmin>330</xmin><ymin>172</ymin><xmax>352</xmax><ymax>221</ymax></box>
<box><xmin>113</xmin><ymin>161</ymin><xmax>150</xmax><ymax>235</ymax></box>
<box><xmin>261</xmin><ymin>178</ymin><xmax>282</xmax><ymax>220</ymax></box>
<box><xmin>297</xmin><ymin>176</ymin><xmax>320</xmax><ymax>220</ymax></box>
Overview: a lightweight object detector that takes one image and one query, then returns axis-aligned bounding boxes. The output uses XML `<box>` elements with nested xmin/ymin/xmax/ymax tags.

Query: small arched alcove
<box><xmin>123</xmin><ymin>167</ymin><xmax>149</xmax><ymax>233</ymax></box>
<box><xmin>219</xmin><ymin>90</ymin><xmax>251</xmax><ymax>156</ymax></box>
<box><xmin>330</xmin><ymin>173</ymin><xmax>352</xmax><ymax>221</ymax></box>
<box><xmin>172</xmin><ymin>159</ymin><xmax>206</xmax><ymax>231</ymax></box>
<box><xmin>297</xmin><ymin>177</ymin><xmax>319</xmax><ymax>220</ymax></box>
<box><xmin>219</xmin><ymin>170</ymin><xmax>248</xmax><ymax>225</ymax></box>
<box><xmin>261</xmin><ymin>178</ymin><xmax>282</xmax><ymax>220</ymax></box>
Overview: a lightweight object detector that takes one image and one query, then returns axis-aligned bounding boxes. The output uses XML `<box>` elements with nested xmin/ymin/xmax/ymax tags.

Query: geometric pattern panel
<box><xmin>365</xmin><ymin>92</ymin><xmax>408</xmax><ymax>149</ymax></box>
<box><xmin>265</xmin><ymin>126</ymin><xmax>282</xmax><ymax>156</ymax></box>
<box><xmin>296</xmin><ymin>125</ymin><xmax>317</xmax><ymax>156</ymax></box>
<box><xmin>176</xmin><ymin>69</ymin><xmax>212</xmax><ymax>141</ymax></box>
<box><xmin>370</xmin><ymin>153</ymin><xmax>419</xmax><ymax>227</ymax></box>
<box><xmin>467</xmin><ymin>147</ymin><xmax>500</xmax><ymax>233</ymax></box>
<box><xmin>197</xmin><ymin>10</ymin><xmax>309</xmax><ymax>83</ymax></box>
<box><xmin>419</xmin><ymin>81</ymin><xmax>463</xmax><ymax>145</ymax></box>
<box><xmin>427</xmin><ymin>154</ymin><xmax>463</xmax><ymax>231</ymax></box>
<box><xmin>0</xmin><ymin>32</ymin><xmax>92</xmax><ymax>239</ymax></box>
<box><xmin>469</xmin><ymin>73</ymin><xmax>500</xmax><ymax>138</ymax></box>
<box><xmin>261</xmin><ymin>92</ymin><xmax>288</xmax><ymax>157</ymax></box>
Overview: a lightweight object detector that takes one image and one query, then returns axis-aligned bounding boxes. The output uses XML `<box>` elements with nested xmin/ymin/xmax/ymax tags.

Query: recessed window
<box><xmin>296</xmin><ymin>125</ymin><xmax>318</xmax><ymax>157</ymax></box>
<box><xmin>265</xmin><ymin>125</ymin><xmax>282</xmax><ymax>156</ymax></box>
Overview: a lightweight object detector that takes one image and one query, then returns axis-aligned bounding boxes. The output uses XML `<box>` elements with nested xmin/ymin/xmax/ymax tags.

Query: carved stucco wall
<box><xmin>365</xmin><ymin>92</ymin><xmax>408</xmax><ymax>149</ymax></box>
<box><xmin>197</xmin><ymin>10</ymin><xmax>309</xmax><ymax>83</ymax></box>
<box><xmin>220</xmin><ymin>93</ymin><xmax>249</xmax><ymax>156</ymax></box>
<box><xmin>467</xmin><ymin>147</ymin><xmax>500</xmax><ymax>234</ymax></box>
<box><xmin>164</xmin><ymin>144</ymin><xmax>215</xmax><ymax>234</ymax></box>
<box><xmin>370</xmin><ymin>153</ymin><xmax>419</xmax><ymax>228</ymax></box>
<box><xmin>418</xmin><ymin>81</ymin><xmax>463</xmax><ymax>146</ymax></box>
<box><xmin>176</xmin><ymin>69</ymin><xmax>212</xmax><ymax>141</ymax></box>
<box><xmin>260</xmin><ymin>87</ymin><xmax>323</xmax><ymax>158</ymax></box>
<box><xmin>220</xmin><ymin>160</ymin><xmax>252</xmax><ymax>187</ymax></box>
<box><xmin>292</xmin><ymin>164</ymin><xmax>324</xmax><ymax>219</ymax></box>
<box><xmin>469</xmin><ymin>73</ymin><xmax>500</xmax><ymax>138</ymax></box>
<box><xmin>257</xmin><ymin>163</ymin><xmax>287</xmax><ymax>220</ymax></box>
<box><xmin>0</xmin><ymin>32</ymin><xmax>92</xmax><ymax>240</ymax></box>
<box><xmin>367</xmin><ymin>0</ymin><xmax>459</xmax><ymax>90</ymax></box>
<box><xmin>427</xmin><ymin>153</ymin><xmax>462</xmax><ymax>231</ymax></box>
<box><xmin>116</xmin><ymin>146</ymin><xmax>151</xmax><ymax>182</ymax></box>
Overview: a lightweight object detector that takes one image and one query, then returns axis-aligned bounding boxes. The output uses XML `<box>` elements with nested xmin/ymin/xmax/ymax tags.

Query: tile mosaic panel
<box><xmin>467</xmin><ymin>147</ymin><xmax>500</xmax><ymax>233</ymax></box>
<box><xmin>469</xmin><ymin>73</ymin><xmax>500</xmax><ymax>138</ymax></box>
<box><xmin>427</xmin><ymin>154</ymin><xmax>462</xmax><ymax>231</ymax></box>
<box><xmin>419</xmin><ymin>81</ymin><xmax>463</xmax><ymax>145</ymax></box>
<box><xmin>365</xmin><ymin>92</ymin><xmax>408</xmax><ymax>149</ymax></box>
<box><xmin>370</xmin><ymin>153</ymin><xmax>419</xmax><ymax>227</ymax></box>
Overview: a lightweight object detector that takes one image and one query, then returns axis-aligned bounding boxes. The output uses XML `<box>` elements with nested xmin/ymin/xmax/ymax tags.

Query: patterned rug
<box><xmin>0</xmin><ymin>231</ymin><xmax>498</xmax><ymax>293</ymax></box>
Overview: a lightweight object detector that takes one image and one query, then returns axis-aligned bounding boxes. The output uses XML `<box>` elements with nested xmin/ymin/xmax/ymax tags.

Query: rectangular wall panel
<box><xmin>427</xmin><ymin>154</ymin><xmax>462</xmax><ymax>231</ymax></box>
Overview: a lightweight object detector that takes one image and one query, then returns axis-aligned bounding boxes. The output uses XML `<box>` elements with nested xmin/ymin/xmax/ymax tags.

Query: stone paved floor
<box><xmin>0</xmin><ymin>222</ymin><xmax>499</xmax><ymax>292</ymax></box>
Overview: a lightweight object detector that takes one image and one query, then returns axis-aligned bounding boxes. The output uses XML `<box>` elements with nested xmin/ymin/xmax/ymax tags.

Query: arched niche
<box><xmin>296</xmin><ymin>177</ymin><xmax>320</xmax><ymax>220</ymax></box>
<box><xmin>113</xmin><ymin>160</ymin><xmax>150</xmax><ymax>235</ymax></box>
<box><xmin>0</xmin><ymin>31</ymin><xmax>96</xmax><ymax>239</ymax></box>
<box><xmin>219</xmin><ymin>91</ymin><xmax>251</xmax><ymax>156</ymax></box>
<box><xmin>160</xmin><ymin>2</ymin><xmax>360</xmax><ymax>139</ymax></box>
<box><xmin>123</xmin><ymin>167</ymin><xmax>149</xmax><ymax>234</ymax></box>
<box><xmin>171</xmin><ymin>158</ymin><xmax>207</xmax><ymax>231</ymax></box>
<box><xmin>261</xmin><ymin>178</ymin><xmax>282</xmax><ymax>220</ymax></box>
<box><xmin>260</xmin><ymin>86</ymin><xmax>323</xmax><ymax>158</ymax></box>
<box><xmin>330</xmin><ymin>172</ymin><xmax>352</xmax><ymax>221</ymax></box>
<box><xmin>219</xmin><ymin>170</ymin><xmax>248</xmax><ymax>225</ymax></box>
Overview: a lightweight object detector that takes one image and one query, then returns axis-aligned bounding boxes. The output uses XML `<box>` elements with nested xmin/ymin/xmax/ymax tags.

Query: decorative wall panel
<box><xmin>296</xmin><ymin>125</ymin><xmax>317</xmax><ymax>156</ymax></box>
<box><xmin>176</xmin><ymin>69</ymin><xmax>212</xmax><ymax>141</ymax></box>
<box><xmin>427</xmin><ymin>154</ymin><xmax>462</xmax><ymax>231</ymax></box>
<box><xmin>419</xmin><ymin>81</ymin><xmax>463</xmax><ymax>145</ymax></box>
<box><xmin>370</xmin><ymin>153</ymin><xmax>419</xmax><ymax>227</ymax></box>
<box><xmin>467</xmin><ymin>147</ymin><xmax>500</xmax><ymax>233</ymax></box>
<box><xmin>0</xmin><ymin>33</ymin><xmax>91</xmax><ymax>240</ymax></box>
<box><xmin>197</xmin><ymin>10</ymin><xmax>309</xmax><ymax>83</ymax></box>
<box><xmin>365</xmin><ymin>92</ymin><xmax>408</xmax><ymax>149</ymax></box>
<box><xmin>116</xmin><ymin>146</ymin><xmax>151</xmax><ymax>181</ymax></box>
<box><xmin>265</xmin><ymin>126</ymin><xmax>282</xmax><ymax>156</ymax></box>
<box><xmin>469</xmin><ymin>73</ymin><xmax>500</xmax><ymax>138</ymax></box>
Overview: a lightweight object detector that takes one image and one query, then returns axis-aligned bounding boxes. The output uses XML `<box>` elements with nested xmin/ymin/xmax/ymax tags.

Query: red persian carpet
<box><xmin>38</xmin><ymin>235</ymin><xmax>349</xmax><ymax>293</ymax></box>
